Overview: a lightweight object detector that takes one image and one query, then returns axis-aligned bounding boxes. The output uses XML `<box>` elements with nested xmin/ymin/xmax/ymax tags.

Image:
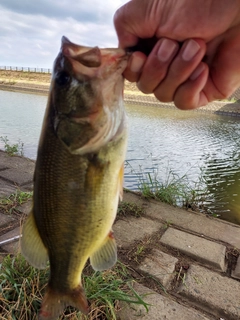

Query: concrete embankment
<box><xmin>1</xmin><ymin>150</ymin><xmax>240</xmax><ymax>319</ymax></box>
<box><xmin>1</xmin><ymin>82</ymin><xmax>240</xmax><ymax>116</ymax></box>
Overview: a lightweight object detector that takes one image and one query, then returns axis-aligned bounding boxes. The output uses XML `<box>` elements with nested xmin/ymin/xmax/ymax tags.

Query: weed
<box><xmin>117</xmin><ymin>201</ymin><xmax>144</xmax><ymax>218</ymax></box>
<box><xmin>163</xmin><ymin>221</ymin><xmax>172</xmax><ymax>229</ymax></box>
<box><xmin>0</xmin><ymin>254</ymin><xmax>47</xmax><ymax>320</ymax></box>
<box><xmin>135</xmin><ymin>245</ymin><xmax>145</xmax><ymax>256</ymax></box>
<box><xmin>137</xmin><ymin>169</ymin><xmax>210</xmax><ymax>212</ymax></box>
<box><xmin>0</xmin><ymin>136</ymin><xmax>24</xmax><ymax>156</ymax></box>
<box><xmin>145</xmin><ymin>274</ymin><xmax>167</xmax><ymax>294</ymax></box>
<box><xmin>125</xmin><ymin>157</ymin><xmax>213</xmax><ymax>213</ymax></box>
<box><xmin>0</xmin><ymin>255</ymin><xmax>149</xmax><ymax>320</ymax></box>
<box><xmin>0</xmin><ymin>190</ymin><xmax>32</xmax><ymax>214</ymax></box>
<box><xmin>134</xmin><ymin>245</ymin><xmax>146</xmax><ymax>263</ymax></box>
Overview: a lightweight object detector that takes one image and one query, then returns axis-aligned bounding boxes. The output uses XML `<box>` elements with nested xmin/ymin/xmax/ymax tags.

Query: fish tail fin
<box><xmin>39</xmin><ymin>285</ymin><xmax>89</xmax><ymax>320</ymax></box>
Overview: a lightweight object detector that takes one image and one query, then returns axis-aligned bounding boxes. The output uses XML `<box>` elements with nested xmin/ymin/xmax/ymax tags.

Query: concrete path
<box><xmin>1</xmin><ymin>150</ymin><xmax>240</xmax><ymax>320</ymax></box>
<box><xmin>1</xmin><ymin>83</ymin><xmax>240</xmax><ymax>117</ymax></box>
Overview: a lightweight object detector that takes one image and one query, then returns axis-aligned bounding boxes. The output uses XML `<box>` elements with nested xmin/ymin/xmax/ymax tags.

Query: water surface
<box><xmin>1</xmin><ymin>90</ymin><xmax>240</xmax><ymax>224</ymax></box>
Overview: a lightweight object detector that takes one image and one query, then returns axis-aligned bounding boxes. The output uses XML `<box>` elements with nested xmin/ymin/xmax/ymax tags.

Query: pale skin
<box><xmin>114</xmin><ymin>0</ymin><xmax>240</xmax><ymax>109</ymax></box>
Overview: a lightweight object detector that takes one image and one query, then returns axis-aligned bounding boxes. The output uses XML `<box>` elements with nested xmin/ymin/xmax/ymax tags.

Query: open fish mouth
<box><xmin>51</xmin><ymin>36</ymin><xmax>128</xmax><ymax>155</ymax></box>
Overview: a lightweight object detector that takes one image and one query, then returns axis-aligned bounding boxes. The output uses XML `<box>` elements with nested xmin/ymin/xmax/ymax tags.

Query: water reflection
<box><xmin>125</xmin><ymin>103</ymin><xmax>240</xmax><ymax>224</ymax></box>
<box><xmin>1</xmin><ymin>90</ymin><xmax>240</xmax><ymax>224</ymax></box>
<box><xmin>203</xmin><ymin>151</ymin><xmax>240</xmax><ymax>224</ymax></box>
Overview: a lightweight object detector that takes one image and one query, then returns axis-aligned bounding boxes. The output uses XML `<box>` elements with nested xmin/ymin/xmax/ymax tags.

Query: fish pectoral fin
<box><xmin>39</xmin><ymin>285</ymin><xmax>89</xmax><ymax>320</ymax></box>
<box><xmin>90</xmin><ymin>231</ymin><xmax>117</xmax><ymax>271</ymax></box>
<box><xmin>119</xmin><ymin>163</ymin><xmax>124</xmax><ymax>201</ymax></box>
<box><xmin>21</xmin><ymin>208</ymin><xmax>48</xmax><ymax>269</ymax></box>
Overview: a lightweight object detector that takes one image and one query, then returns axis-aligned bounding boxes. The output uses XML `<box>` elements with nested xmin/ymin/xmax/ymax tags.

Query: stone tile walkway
<box><xmin>1</xmin><ymin>150</ymin><xmax>240</xmax><ymax>320</ymax></box>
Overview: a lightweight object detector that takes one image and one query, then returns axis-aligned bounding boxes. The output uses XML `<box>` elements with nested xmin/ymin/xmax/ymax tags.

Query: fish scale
<box><xmin>21</xmin><ymin>36</ymin><xmax>128</xmax><ymax>320</ymax></box>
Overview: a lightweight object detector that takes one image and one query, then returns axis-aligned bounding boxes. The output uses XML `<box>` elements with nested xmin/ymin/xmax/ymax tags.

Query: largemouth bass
<box><xmin>21</xmin><ymin>36</ymin><xmax>128</xmax><ymax>320</ymax></box>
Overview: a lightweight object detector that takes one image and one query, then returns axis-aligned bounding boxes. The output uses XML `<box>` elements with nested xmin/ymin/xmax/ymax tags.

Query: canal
<box><xmin>1</xmin><ymin>89</ymin><xmax>240</xmax><ymax>224</ymax></box>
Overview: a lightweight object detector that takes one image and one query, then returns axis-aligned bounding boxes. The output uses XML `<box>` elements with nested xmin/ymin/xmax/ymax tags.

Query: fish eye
<box><xmin>55</xmin><ymin>71</ymin><xmax>71</xmax><ymax>86</ymax></box>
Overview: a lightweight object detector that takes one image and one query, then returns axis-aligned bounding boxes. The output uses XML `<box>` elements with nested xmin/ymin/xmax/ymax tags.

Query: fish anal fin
<box><xmin>39</xmin><ymin>285</ymin><xmax>89</xmax><ymax>320</ymax></box>
<box><xmin>21</xmin><ymin>208</ymin><xmax>48</xmax><ymax>269</ymax></box>
<box><xmin>90</xmin><ymin>231</ymin><xmax>117</xmax><ymax>271</ymax></box>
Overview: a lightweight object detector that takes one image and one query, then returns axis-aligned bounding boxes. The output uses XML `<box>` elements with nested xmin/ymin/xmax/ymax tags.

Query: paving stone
<box><xmin>0</xmin><ymin>180</ymin><xmax>17</xmax><ymax>198</ymax></box>
<box><xmin>0</xmin><ymin>151</ymin><xmax>35</xmax><ymax>172</ymax></box>
<box><xmin>117</xmin><ymin>282</ymin><xmax>211</xmax><ymax>320</ymax></box>
<box><xmin>16</xmin><ymin>199</ymin><xmax>32</xmax><ymax>215</ymax></box>
<box><xmin>231</xmin><ymin>255</ymin><xmax>240</xmax><ymax>279</ymax></box>
<box><xmin>178</xmin><ymin>264</ymin><xmax>240</xmax><ymax>319</ymax></box>
<box><xmin>113</xmin><ymin>217</ymin><xmax>162</xmax><ymax>247</ymax></box>
<box><xmin>123</xmin><ymin>192</ymin><xmax>240</xmax><ymax>249</ymax></box>
<box><xmin>21</xmin><ymin>181</ymin><xmax>34</xmax><ymax>191</ymax></box>
<box><xmin>0</xmin><ymin>212</ymin><xmax>15</xmax><ymax>230</ymax></box>
<box><xmin>0</xmin><ymin>227</ymin><xmax>21</xmax><ymax>254</ymax></box>
<box><xmin>139</xmin><ymin>249</ymin><xmax>178</xmax><ymax>289</ymax></box>
<box><xmin>0</xmin><ymin>168</ymin><xmax>33</xmax><ymax>186</ymax></box>
<box><xmin>160</xmin><ymin>228</ymin><xmax>226</xmax><ymax>271</ymax></box>
<box><xmin>0</xmin><ymin>164</ymin><xmax>8</xmax><ymax>170</ymax></box>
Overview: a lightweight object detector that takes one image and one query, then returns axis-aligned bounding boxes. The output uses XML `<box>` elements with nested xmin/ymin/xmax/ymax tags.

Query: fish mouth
<box><xmin>52</xmin><ymin>37</ymin><xmax>128</xmax><ymax>155</ymax></box>
<box><xmin>61</xmin><ymin>36</ymin><xmax>128</xmax><ymax>70</ymax></box>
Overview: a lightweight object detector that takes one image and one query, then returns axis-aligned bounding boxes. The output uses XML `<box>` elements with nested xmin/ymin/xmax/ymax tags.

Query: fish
<box><xmin>21</xmin><ymin>36</ymin><xmax>129</xmax><ymax>320</ymax></box>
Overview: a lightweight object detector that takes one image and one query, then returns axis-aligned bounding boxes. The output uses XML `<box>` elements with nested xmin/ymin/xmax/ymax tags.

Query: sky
<box><xmin>0</xmin><ymin>0</ymin><xmax>129</xmax><ymax>68</ymax></box>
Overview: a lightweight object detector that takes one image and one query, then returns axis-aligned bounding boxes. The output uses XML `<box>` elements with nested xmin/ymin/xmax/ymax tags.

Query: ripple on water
<box><xmin>1</xmin><ymin>91</ymin><xmax>240</xmax><ymax>224</ymax></box>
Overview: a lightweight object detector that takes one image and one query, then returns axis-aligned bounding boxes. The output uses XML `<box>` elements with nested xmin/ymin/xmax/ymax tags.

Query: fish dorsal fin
<box><xmin>90</xmin><ymin>231</ymin><xmax>117</xmax><ymax>271</ymax></box>
<box><xmin>21</xmin><ymin>209</ymin><xmax>49</xmax><ymax>269</ymax></box>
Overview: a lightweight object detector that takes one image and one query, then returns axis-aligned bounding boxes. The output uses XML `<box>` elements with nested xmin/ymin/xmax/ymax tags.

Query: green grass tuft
<box><xmin>0</xmin><ymin>255</ymin><xmax>148</xmax><ymax>320</ymax></box>
<box><xmin>117</xmin><ymin>201</ymin><xmax>144</xmax><ymax>218</ymax></box>
<box><xmin>0</xmin><ymin>136</ymin><xmax>24</xmax><ymax>156</ymax></box>
<box><xmin>0</xmin><ymin>190</ymin><xmax>33</xmax><ymax>215</ymax></box>
<box><xmin>136</xmin><ymin>167</ymin><xmax>210</xmax><ymax>212</ymax></box>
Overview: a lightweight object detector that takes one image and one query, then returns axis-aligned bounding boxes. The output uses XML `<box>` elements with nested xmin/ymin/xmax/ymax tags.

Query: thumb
<box><xmin>114</xmin><ymin>0</ymin><xmax>156</xmax><ymax>48</ymax></box>
<box><xmin>113</xmin><ymin>5</ymin><xmax>140</xmax><ymax>48</ymax></box>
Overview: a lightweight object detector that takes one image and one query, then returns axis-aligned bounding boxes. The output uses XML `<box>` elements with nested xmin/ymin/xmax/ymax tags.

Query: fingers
<box><xmin>137</xmin><ymin>38</ymin><xmax>179</xmax><ymax>92</ymax></box>
<box><xmin>124</xmin><ymin>38</ymin><xmax>179</xmax><ymax>83</ymax></box>
<box><xmin>125</xmin><ymin>38</ymin><xmax>208</xmax><ymax>109</ymax></box>
<box><xmin>152</xmin><ymin>39</ymin><xmax>206</xmax><ymax>103</ymax></box>
<box><xmin>174</xmin><ymin>62</ymin><xmax>209</xmax><ymax>109</ymax></box>
<box><xmin>123</xmin><ymin>32</ymin><xmax>240</xmax><ymax>110</ymax></box>
<box><xmin>174</xmin><ymin>27</ymin><xmax>240</xmax><ymax>109</ymax></box>
<box><xmin>123</xmin><ymin>52</ymin><xmax>146</xmax><ymax>82</ymax></box>
<box><xmin>204</xmin><ymin>27</ymin><xmax>240</xmax><ymax>101</ymax></box>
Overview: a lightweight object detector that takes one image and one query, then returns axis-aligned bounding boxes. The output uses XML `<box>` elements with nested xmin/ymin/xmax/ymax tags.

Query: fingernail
<box><xmin>190</xmin><ymin>63</ymin><xmax>205</xmax><ymax>80</ymax></box>
<box><xmin>157</xmin><ymin>39</ymin><xmax>178</xmax><ymax>62</ymax></box>
<box><xmin>182</xmin><ymin>39</ymin><xmax>200</xmax><ymax>61</ymax></box>
<box><xmin>130</xmin><ymin>54</ymin><xmax>145</xmax><ymax>73</ymax></box>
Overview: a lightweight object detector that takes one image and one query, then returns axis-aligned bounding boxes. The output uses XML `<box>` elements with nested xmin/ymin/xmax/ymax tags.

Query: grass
<box><xmin>136</xmin><ymin>166</ymin><xmax>211</xmax><ymax>213</ymax></box>
<box><xmin>0</xmin><ymin>190</ymin><xmax>33</xmax><ymax>215</ymax></box>
<box><xmin>0</xmin><ymin>255</ymin><xmax>149</xmax><ymax>320</ymax></box>
<box><xmin>117</xmin><ymin>201</ymin><xmax>144</xmax><ymax>218</ymax></box>
<box><xmin>0</xmin><ymin>136</ymin><xmax>24</xmax><ymax>156</ymax></box>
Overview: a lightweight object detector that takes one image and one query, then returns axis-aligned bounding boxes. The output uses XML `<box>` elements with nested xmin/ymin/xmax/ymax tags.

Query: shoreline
<box><xmin>1</xmin><ymin>81</ymin><xmax>240</xmax><ymax>116</ymax></box>
<box><xmin>1</xmin><ymin>149</ymin><xmax>240</xmax><ymax>319</ymax></box>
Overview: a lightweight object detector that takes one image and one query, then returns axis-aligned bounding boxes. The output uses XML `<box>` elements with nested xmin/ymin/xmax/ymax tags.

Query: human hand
<box><xmin>114</xmin><ymin>0</ymin><xmax>240</xmax><ymax>109</ymax></box>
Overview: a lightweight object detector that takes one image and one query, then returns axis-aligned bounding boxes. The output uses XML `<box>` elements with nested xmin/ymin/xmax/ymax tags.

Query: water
<box><xmin>1</xmin><ymin>90</ymin><xmax>240</xmax><ymax>224</ymax></box>
<box><xmin>0</xmin><ymin>90</ymin><xmax>46</xmax><ymax>159</ymax></box>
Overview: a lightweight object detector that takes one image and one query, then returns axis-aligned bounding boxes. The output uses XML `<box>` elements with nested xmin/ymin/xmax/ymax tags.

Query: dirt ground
<box><xmin>0</xmin><ymin>69</ymin><xmax>140</xmax><ymax>93</ymax></box>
